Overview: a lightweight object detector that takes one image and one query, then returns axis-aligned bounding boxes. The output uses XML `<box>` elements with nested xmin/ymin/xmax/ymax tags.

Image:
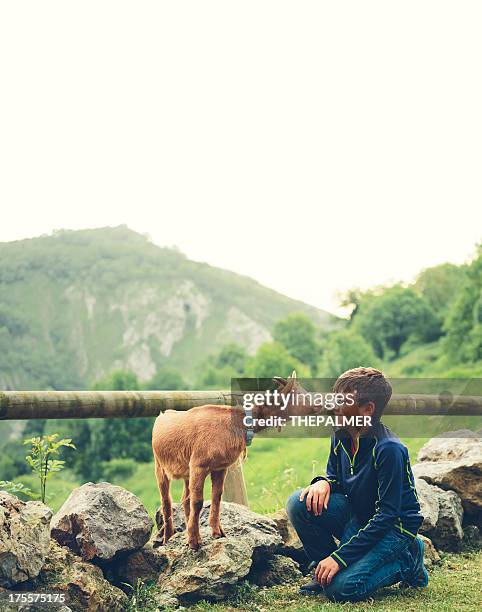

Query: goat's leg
<box><xmin>182</xmin><ymin>478</ymin><xmax>190</xmax><ymax>525</ymax></box>
<box><xmin>155</xmin><ymin>458</ymin><xmax>174</xmax><ymax>544</ymax></box>
<box><xmin>187</xmin><ymin>465</ymin><xmax>208</xmax><ymax>550</ymax></box>
<box><xmin>210</xmin><ymin>469</ymin><xmax>227</xmax><ymax>538</ymax></box>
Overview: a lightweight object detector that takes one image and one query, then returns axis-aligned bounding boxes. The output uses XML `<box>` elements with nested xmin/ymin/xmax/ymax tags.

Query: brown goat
<box><xmin>152</xmin><ymin>373</ymin><xmax>315</xmax><ymax>550</ymax></box>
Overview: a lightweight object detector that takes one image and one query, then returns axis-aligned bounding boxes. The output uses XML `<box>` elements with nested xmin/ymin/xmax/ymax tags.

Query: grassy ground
<box><xmin>127</xmin><ymin>550</ymin><xmax>481</xmax><ymax>612</ymax></box>
<box><xmin>190</xmin><ymin>551</ymin><xmax>482</xmax><ymax>612</ymax></box>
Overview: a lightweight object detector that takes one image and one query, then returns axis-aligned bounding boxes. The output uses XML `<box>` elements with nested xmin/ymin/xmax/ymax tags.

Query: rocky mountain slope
<box><xmin>0</xmin><ymin>226</ymin><xmax>336</xmax><ymax>389</ymax></box>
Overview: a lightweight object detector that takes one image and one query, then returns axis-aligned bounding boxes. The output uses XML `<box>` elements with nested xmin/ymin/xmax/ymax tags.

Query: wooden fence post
<box><xmin>222</xmin><ymin>457</ymin><xmax>249</xmax><ymax>507</ymax></box>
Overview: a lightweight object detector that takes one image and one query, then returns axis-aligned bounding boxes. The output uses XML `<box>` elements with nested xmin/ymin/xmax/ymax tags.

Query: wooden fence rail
<box><xmin>1</xmin><ymin>390</ymin><xmax>481</xmax><ymax>507</ymax></box>
<box><xmin>0</xmin><ymin>390</ymin><xmax>232</xmax><ymax>420</ymax></box>
<box><xmin>1</xmin><ymin>390</ymin><xmax>481</xmax><ymax>421</ymax></box>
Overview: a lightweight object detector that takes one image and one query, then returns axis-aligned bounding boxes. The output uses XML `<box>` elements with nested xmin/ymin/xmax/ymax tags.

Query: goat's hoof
<box><xmin>212</xmin><ymin>528</ymin><xmax>226</xmax><ymax>539</ymax></box>
<box><xmin>188</xmin><ymin>538</ymin><xmax>201</xmax><ymax>551</ymax></box>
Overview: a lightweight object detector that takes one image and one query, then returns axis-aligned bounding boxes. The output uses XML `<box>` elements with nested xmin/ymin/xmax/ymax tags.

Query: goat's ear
<box><xmin>273</xmin><ymin>371</ymin><xmax>298</xmax><ymax>392</ymax></box>
<box><xmin>273</xmin><ymin>376</ymin><xmax>287</xmax><ymax>389</ymax></box>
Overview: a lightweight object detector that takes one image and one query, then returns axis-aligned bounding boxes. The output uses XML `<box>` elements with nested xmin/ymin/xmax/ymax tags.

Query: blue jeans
<box><xmin>286</xmin><ymin>489</ymin><xmax>418</xmax><ymax>602</ymax></box>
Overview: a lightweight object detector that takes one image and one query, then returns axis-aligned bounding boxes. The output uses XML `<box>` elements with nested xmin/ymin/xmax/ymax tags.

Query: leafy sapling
<box><xmin>23</xmin><ymin>434</ymin><xmax>76</xmax><ymax>503</ymax></box>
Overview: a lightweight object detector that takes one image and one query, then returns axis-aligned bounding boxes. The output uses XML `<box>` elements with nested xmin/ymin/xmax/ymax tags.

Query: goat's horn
<box><xmin>291</xmin><ymin>370</ymin><xmax>297</xmax><ymax>379</ymax></box>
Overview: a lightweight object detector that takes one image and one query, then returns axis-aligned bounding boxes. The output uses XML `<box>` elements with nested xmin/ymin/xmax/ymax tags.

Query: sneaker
<box><xmin>299</xmin><ymin>576</ymin><xmax>323</xmax><ymax>596</ymax></box>
<box><xmin>400</xmin><ymin>537</ymin><xmax>429</xmax><ymax>588</ymax></box>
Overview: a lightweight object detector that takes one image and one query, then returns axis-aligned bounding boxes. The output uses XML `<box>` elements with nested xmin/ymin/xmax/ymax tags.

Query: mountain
<box><xmin>0</xmin><ymin>226</ymin><xmax>337</xmax><ymax>389</ymax></box>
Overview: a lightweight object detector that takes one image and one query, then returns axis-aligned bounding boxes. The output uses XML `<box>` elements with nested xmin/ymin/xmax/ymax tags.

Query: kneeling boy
<box><xmin>287</xmin><ymin>367</ymin><xmax>428</xmax><ymax>602</ymax></box>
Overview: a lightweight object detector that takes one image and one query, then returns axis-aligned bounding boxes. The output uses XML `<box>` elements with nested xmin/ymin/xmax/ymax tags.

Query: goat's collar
<box><xmin>243</xmin><ymin>405</ymin><xmax>255</xmax><ymax>446</ymax></box>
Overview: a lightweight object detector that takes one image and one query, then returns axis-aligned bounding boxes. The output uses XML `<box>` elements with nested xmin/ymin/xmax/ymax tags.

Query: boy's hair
<box><xmin>334</xmin><ymin>367</ymin><xmax>392</xmax><ymax>421</ymax></box>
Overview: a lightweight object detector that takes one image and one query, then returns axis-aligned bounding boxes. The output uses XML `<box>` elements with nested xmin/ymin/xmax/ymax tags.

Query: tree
<box><xmin>144</xmin><ymin>368</ymin><xmax>187</xmax><ymax>390</ymax></box>
<box><xmin>194</xmin><ymin>344</ymin><xmax>248</xmax><ymax>389</ymax></box>
<box><xmin>414</xmin><ymin>263</ymin><xmax>466</xmax><ymax>317</ymax></box>
<box><xmin>196</xmin><ymin>365</ymin><xmax>241</xmax><ymax>389</ymax></box>
<box><xmin>318</xmin><ymin>330</ymin><xmax>378</xmax><ymax>378</ymax></box>
<box><xmin>338</xmin><ymin>289</ymin><xmax>367</xmax><ymax>322</ymax></box>
<box><xmin>443</xmin><ymin>245</ymin><xmax>482</xmax><ymax>363</ymax></box>
<box><xmin>94</xmin><ymin>370</ymin><xmax>140</xmax><ymax>392</ymax></box>
<box><xmin>273</xmin><ymin>313</ymin><xmax>320</xmax><ymax>375</ymax></box>
<box><xmin>246</xmin><ymin>342</ymin><xmax>308</xmax><ymax>378</ymax></box>
<box><xmin>214</xmin><ymin>343</ymin><xmax>247</xmax><ymax>374</ymax></box>
<box><xmin>355</xmin><ymin>285</ymin><xmax>441</xmax><ymax>359</ymax></box>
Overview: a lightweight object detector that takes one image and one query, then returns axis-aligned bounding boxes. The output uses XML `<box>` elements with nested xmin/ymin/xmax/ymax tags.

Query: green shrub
<box><xmin>102</xmin><ymin>458</ymin><xmax>137</xmax><ymax>482</ymax></box>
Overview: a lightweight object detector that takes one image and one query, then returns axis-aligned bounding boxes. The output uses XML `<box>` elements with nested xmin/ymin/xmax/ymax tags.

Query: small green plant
<box><xmin>124</xmin><ymin>579</ymin><xmax>166</xmax><ymax>612</ymax></box>
<box><xmin>23</xmin><ymin>434</ymin><xmax>76</xmax><ymax>503</ymax></box>
<box><xmin>0</xmin><ymin>480</ymin><xmax>35</xmax><ymax>498</ymax></box>
<box><xmin>225</xmin><ymin>580</ymin><xmax>260</xmax><ymax>606</ymax></box>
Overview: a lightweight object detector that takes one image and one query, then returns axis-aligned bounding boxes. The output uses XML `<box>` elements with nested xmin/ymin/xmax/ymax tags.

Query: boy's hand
<box><xmin>315</xmin><ymin>556</ymin><xmax>340</xmax><ymax>586</ymax></box>
<box><xmin>299</xmin><ymin>480</ymin><xmax>330</xmax><ymax>516</ymax></box>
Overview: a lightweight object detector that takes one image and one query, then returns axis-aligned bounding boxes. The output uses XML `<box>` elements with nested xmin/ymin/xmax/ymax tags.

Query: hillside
<box><xmin>0</xmin><ymin>226</ymin><xmax>337</xmax><ymax>390</ymax></box>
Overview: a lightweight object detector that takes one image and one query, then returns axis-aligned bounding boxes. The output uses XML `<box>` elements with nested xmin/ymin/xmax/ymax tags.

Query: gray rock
<box><xmin>267</xmin><ymin>508</ymin><xmax>309</xmax><ymax>572</ymax></box>
<box><xmin>108</xmin><ymin>542</ymin><xmax>168</xmax><ymax>586</ymax></box>
<box><xmin>431</xmin><ymin>488</ymin><xmax>464</xmax><ymax>551</ymax></box>
<box><xmin>416</xmin><ymin>479</ymin><xmax>464</xmax><ymax>551</ymax></box>
<box><xmin>268</xmin><ymin>509</ymin><xmax>296</xmax><ymax>543</ymax></box>
<box><xmin>155</xmin><ymin>501</ymin><xmax>282</xmax><ymax>602</ymax></box>
<box><xmin>157</xmin><ymin>531</ymin><xmax>255</xmax><ymax>602</ymax></box>
<box><xmin>36</xmin><ymin>540</ymin><xmax>127</xmax><ymax>611</ymax></box>
<box><xmin>155</xmin><ymin>500</ymin><xmax>281</xmax><ymax>562</ymax></box>
<box><xmin>0</xmin><ymin>541</ymin><xmax>127</xmax><ymax>612</ymax></box>
<box><xmin>418</xmin><ymin>534</ymin><xmax>440</xmax><ymax>569</ymax></box>
<box><xmin>415</xmin><ymin>431</ymin><xmax>482</xmax><ymax>517</ymax></box>
<box><xmin>248</xmin><ymin>554</ymin><xmax>302</xmax><ymax>587</ymax></box>
<box><xmin>0</xmin><ymin>492</ymin><xmax>52</xmax><ymax>588</ymax></box>
<box><xmin>0</xmin><ymin>599</ymin><xmax>73</xmax><ymax>612</ymax></box>
<box><xmin>417</xmin><ymin>430</ymin><xmax>482</xmax><ymax>462</ymax></box>
<box><xmin>154</xmin><ymin>592</ymin><xmax>179</xmax><ymax>609</ymax></box>
<box><xmin>463</xmin><ymin>525</ymin><xmax>482</xmax><ymax>549</ymax></box>
<box><xmin>415</xmin><ymin>478</ymin><xmax>439</xmax><ymax>532</ymax></box>
<box><xmin>51</xmin><ymin>482</ymin><xmax>153</xmax><ymax>562</ymax></box>
<box><xmin>413</xmin><ymin>459</ymin><xmax>482</xmax><ymax>515</ymax></box>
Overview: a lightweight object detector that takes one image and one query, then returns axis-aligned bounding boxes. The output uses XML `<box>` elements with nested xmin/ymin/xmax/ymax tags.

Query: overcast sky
<box><xmin>1</xmin><ymin>2</ymin><xmax>480</xmax><ymax>315</ymax></box>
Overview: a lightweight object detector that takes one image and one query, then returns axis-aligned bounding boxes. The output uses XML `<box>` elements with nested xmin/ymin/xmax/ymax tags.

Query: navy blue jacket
<box><xmin>311</xmin><ymin>422</ymin><xmax>423</xmax><ymax>568</ymax></box>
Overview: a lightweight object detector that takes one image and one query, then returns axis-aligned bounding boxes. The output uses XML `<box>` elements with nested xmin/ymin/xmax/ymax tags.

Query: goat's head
<box><xmin>271</xmin><ymin>371</ymin><xmax>321</xmax><ymax>418</ymax></box>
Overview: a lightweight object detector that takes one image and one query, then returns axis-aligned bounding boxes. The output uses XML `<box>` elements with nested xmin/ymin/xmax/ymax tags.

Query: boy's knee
<box><xmin>324</xmin><ymin>572</ymin><xmax>365</xmax><ymax>602</ymax></box>
<box><xmin>286</xmin><ymin>489</ymin><xmax>306</xmax><ymax>522</ymax></box>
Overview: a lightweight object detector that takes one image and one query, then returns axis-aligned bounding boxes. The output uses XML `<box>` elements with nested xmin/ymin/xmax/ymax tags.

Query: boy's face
<box><xmin>334</xmin><ymin>391</ymin><xmax>375</xmax><ymax>421</ymax></box>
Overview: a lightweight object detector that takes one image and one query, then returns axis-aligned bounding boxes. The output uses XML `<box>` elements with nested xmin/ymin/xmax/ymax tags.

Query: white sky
<box><xmin>1</xmin><ymin>2</ymin><xmax>481</xmax><ymax>315</ymax></box>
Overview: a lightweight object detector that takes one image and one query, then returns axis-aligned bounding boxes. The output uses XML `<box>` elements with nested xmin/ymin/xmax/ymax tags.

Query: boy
<box><xmin>286</xmin><ymin>367</ymin><xmax>428</xmax><ymax>602</ymax></box>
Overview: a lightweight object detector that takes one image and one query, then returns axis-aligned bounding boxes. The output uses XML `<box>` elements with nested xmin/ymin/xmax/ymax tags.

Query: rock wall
<box><xmin>1</xmin><ymin>429</ymin><xmax>480</xmax><ymax>608</ymax></box>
